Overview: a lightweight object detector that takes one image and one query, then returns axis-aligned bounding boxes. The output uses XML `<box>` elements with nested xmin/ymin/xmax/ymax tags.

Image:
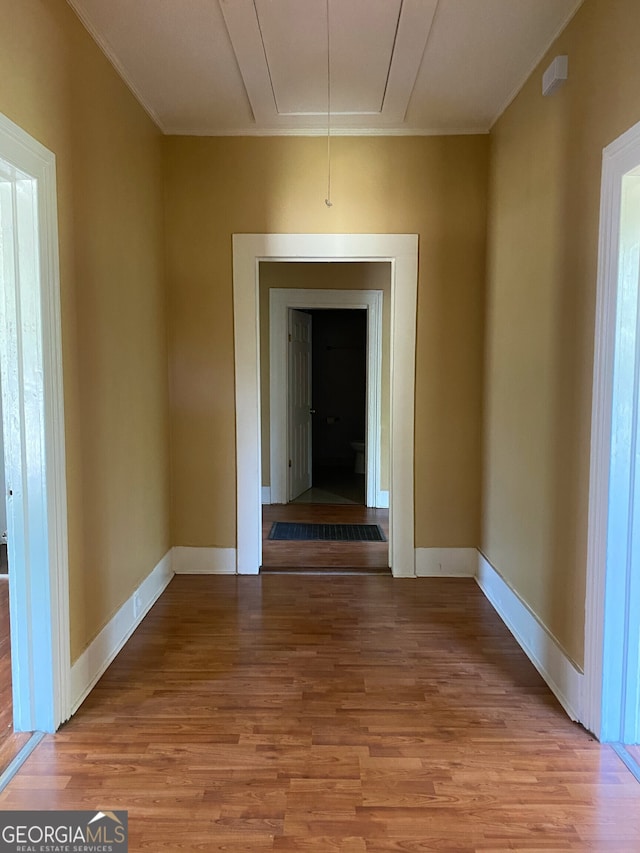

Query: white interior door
<box><xmin>288</xmin><ymin>309</ymin><xmax>312</xmax><ymax>501</ymax></box>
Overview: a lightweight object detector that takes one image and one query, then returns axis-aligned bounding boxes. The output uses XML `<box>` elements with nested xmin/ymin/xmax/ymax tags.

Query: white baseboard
<box><xmin>376</xmin><ymin>490</ymin><xmax>389</xmax><ymax>509</ymax></box>
<box><xmin>476</xmin><ymin>553</ymin><xmax>584</xmax><ymax>722</ymax></box>
<box><xmin>70</xmin><ymin>550</ymin><xmax>173</xmax><ymax>714</ymax></box>
<box><xmin>415</xmin><ymin>547</ymin><xmax>477</xmax><ymax>577</ymax></box>
<box><xmin>172</xmin><ymin>546</ymin><xmax>236</xmax><ymax>574</ymax></box>
<box><xmin>261</xmin><ymin>486</ymin><xmax>271</xmax><ymax>505</ymax></box>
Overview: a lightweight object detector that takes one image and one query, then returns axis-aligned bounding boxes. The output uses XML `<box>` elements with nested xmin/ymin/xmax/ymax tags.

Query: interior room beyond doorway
<box><xmin>260</xmin><ymin>261</ymin><xmax>391</xmax><ymax>509</ymax></box>
<box><xmin>259</xmin><ymin>260</ymin><xmax>391</xmax><ymax>571</ymax></box>
<box><xmin>293</xmin><ymin>308</ymin><xmax>367</xmax><ymax>506</ymax></box>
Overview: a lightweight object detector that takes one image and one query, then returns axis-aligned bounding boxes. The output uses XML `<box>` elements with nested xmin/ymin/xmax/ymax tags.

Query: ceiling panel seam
<box><xmin>252</xmin><ymin>0</ymin><xmax>279</xmax><ymax>115</ymax></box>
<box><xmin>380</xmin><ymin>0</ymin><xmax>406</xmax><ymax>114</ymax></box>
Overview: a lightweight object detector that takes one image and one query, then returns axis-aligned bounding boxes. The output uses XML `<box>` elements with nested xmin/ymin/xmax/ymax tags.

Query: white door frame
<box><xmin>585</xmin><ymin>117</ymin><xmax>640</xmax><ymax>742</ymax></box>
<box><xmin>269</xmin><ymin>288</ymin><xmax>384</xmax><ymax>508</ymax></box>
<box><xmin>0</xmin><ymin>113</ymin><xmax>70</xmax><ymax>732</ymax></box>
<box><xmin>232</xmin><ymin>233</ymin><xmax>418</xmax><ymax>576</ymax></box>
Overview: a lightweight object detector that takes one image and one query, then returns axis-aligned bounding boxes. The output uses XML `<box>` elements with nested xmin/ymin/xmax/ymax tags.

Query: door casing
<box><xmin>232</xmin><ymin>233</ymin><xmax>418</xmax><ymax>576</ymax></box>
<box><xmin>0</xmin><ymin>112</ymin><xmax>70</xmax><ymax>732</ymax></box>
<box><xmin>585</xmin><ymin>116</ymin><xmax>640</xmax><ymax>743</ymax></box>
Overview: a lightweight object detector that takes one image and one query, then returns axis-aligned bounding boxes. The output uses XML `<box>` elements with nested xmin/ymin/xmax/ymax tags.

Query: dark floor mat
<box><xmin>268</xmin><ymin>522</ymin><xmax>386</xmax><ymax>542</ymax></box>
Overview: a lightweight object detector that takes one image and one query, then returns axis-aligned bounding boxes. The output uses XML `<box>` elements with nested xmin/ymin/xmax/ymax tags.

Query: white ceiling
<box><xmin>66</xmin><ymin>0</ymin><xmax>584</xmax><ymax>136</ymax></box>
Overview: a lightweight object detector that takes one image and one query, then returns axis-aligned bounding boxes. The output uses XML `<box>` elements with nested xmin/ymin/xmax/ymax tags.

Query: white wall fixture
<box><xmin>542</xmin><ymin>55</ymin><xmax>568</xmax><ymax>96</ymax></box>
<box><xmin>0</xmin><ymin>112</ymin><xmax>70</xmax><ymax>732</ymax></box>
<box><xmin>232</xmin><ymin>233</ymin><xmax>418</xmax><ymax>576</ymax></box>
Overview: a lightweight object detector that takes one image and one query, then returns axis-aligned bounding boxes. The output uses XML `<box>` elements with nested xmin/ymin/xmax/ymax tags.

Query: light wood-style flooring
<box><xmin>262</xmin><ymin>504</ymin><xmax>389</xmax><ymax>572</ymax></box>
<box><xmin>1</xmin><ymin>574</ymin><xmax>639</xmax><ymax>851</ymax></box>
<box><xmin>0</xmin><ymin>577</ymin><xmax>30</xmax><ymax>774</ymax></box>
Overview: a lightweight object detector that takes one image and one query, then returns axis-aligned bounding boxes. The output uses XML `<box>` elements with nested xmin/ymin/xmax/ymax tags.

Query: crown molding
<box><xmin>161</xmin><ymin>125</ymin><xmax>490</xmax><ymax>138</ymax></box>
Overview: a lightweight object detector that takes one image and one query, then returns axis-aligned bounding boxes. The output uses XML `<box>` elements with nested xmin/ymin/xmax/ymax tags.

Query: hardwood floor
<box><xmin>1</xmin><ymin>574</ymin><xmax>639</xmax><ymax>851</ymax></box>
<box><xmin>292</xmin><ymin>467</ymin><xmax>365</xmax><ymax>505</ymax></box>
<box><xmin>262</xmin><ymin>504</ymin><xmax>389</xmax><ymax>571</ymax></box>
<box><xmin>0</xmin><ymin>577</ymin><xmax>30</xmax><ymax>775</ymax></box>
<box><xmin>0</xmin><ymin>579</ymin><xmax>11</xmax><ymax>738</ymax></box>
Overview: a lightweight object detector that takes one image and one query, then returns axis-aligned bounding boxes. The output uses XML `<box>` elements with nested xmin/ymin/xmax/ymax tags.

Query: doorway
<box><xmin>299</xmin><ymin>308</ymin><xmax>367</xmax><ymax>506</ymax></box>
<box><xmin>268</xmin><ymin>283</ymin><xmax>386</xmax><ymax>509</ymax></box>
<box><xmin>263</xmin><ymin>299</ymin><xmax>387</xmax><ymax>572</ymax></box>
<box><xmin>0</xmin><ymin>112</ymin><xmax>70</xmax><ymax>737</ymax></box>
<box><xmin>585</xmin><ymin>117</ymin><xmax>640</xmax><ymax>751</ymax></box>
<box><xmin>232</xmin><ymin>233</ymin><xmax>418</xmax><ymax>577</ymax></box>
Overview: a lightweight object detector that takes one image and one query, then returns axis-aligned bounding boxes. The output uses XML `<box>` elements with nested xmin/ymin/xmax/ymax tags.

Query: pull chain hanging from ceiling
<box><xmin>324</xmin><ymin>0</ymin><xmax>333</xmax><ymax>207</ymax></box>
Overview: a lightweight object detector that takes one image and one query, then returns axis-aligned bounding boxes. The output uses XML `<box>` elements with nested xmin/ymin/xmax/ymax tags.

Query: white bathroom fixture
<box><xmin>350</xmin><ymin>440</ymin><xmax>365</xmax><ymax>474</ymax></box>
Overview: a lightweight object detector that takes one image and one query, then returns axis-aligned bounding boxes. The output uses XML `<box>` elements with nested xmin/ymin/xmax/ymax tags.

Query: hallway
<box><xmin>0</xmin><ymin>574</ymin><xmax>638</xmax><ymax>850</ymax></box>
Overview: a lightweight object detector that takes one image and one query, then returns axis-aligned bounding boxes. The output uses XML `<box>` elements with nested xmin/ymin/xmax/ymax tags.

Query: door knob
<box><xmin>309</xmin><ymin>409</ymin><xmax>316</xmax><ymax>414</ymax></box>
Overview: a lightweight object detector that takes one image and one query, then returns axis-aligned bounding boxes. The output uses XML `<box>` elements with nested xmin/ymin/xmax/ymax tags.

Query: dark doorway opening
<box><xmin>293</xmin><ymin>308</ymin><xmax>367</xmax><ymax>505</ymax></box>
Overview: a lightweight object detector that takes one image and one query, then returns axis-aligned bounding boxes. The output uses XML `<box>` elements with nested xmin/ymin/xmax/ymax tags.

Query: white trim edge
<box><xmin>415</xmin><ymin>547</ymin><xmax>477</xmax><ymax>577</ymax></box>
<box><xmin>172</xmin><ymin>546</ymin><xmax>237</xmax><ymax>574</ymax></box>
<box><xmin>261</xmin><ymin>486</ymin><xmax>271</xmax><ymax>505</ymax></box>
<box><xmin>70</xmin><ymin>551</ymin><xmax>174</xmax><ymax>714</ymax></box>
<box><xmin>585</xmin><ymin>117</ymin><xmax>640</xmax><ymax>741</ymax></box>
<box><xmin>476</xmin><ymin>553</ymin><xmax>584</xmax><ymax>722</ymax></box>
<box><xmin>377</xmin><ymin>490</ymin><xmax>389</xmax><ymax>509</ymax></box>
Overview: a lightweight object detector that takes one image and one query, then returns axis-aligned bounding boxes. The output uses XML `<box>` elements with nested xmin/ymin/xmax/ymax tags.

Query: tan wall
<box><xmin>483</xmin><ymin>0</ymin><xmax>640</xmax><ymax>667</ymax></box>
<box><xmin>0</xmin><ymin>0</ymin><xmax>171</xmax><ymax>661</ymax></box>
<box><xmin>164</xmin><ymin>134</ymin><xmax>489</xmax><ymax>549</ymax></box>
<box><xmin>258</xmin><ymin>262</ymin><xmax>391</xmax><ymax>490</ymax></box>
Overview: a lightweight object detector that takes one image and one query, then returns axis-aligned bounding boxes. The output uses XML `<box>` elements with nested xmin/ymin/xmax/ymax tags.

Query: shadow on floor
<box><xmin>292</xmin><ymin>465</ymin><xmax>365</xmax><ymax>505</ymax></box>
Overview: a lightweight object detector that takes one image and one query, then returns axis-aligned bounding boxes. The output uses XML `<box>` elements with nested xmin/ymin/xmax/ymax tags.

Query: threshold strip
<box><xmin>260</xmin><ymin>566</ymin><xmax>391</xmax><ymax>575</ymax></box>
<box><xmin>0</xmin><ymin>731</ymin><xmax>45</xmax><ymax>793</ymax></box>
<box><xmin>612</xmin><ymin>742</ymin><xmax>640</xmax><ymax>784</ymax></box>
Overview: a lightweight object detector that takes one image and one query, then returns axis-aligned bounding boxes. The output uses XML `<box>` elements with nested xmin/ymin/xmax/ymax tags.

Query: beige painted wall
<box><xmin>164</xmin><ymin>134</ymin><xmax>489</xmax><ymax>549</ymax></box>
<box><xmin>258</xmin><ymin>261</ymin><xmax>391</xmax><ymax>490</ymax></box>
<box><xmin>0</xmin><ymin>0</ymin><xmax>171</xmax><ymax>661</ymax></box>
<box><xmin>483</xmin><ymin>0</ymin><xmax>640</xmax><ymax>667</ymax></box>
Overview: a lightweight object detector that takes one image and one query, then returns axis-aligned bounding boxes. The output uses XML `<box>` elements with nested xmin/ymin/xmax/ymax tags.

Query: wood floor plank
<box><xmin>0</xmin><ymin>578</ymin><xmax>11</xmax><ymax>739</ymax></box>
<box><xmin>0</xmin><ymin>575</ymin><xmax>638</xmax><ymax>852</ymax></box>
<box><xmin>0</xmin><ymin>576</ymin><xmax>31</xmax><ymax>776</ymax></box>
